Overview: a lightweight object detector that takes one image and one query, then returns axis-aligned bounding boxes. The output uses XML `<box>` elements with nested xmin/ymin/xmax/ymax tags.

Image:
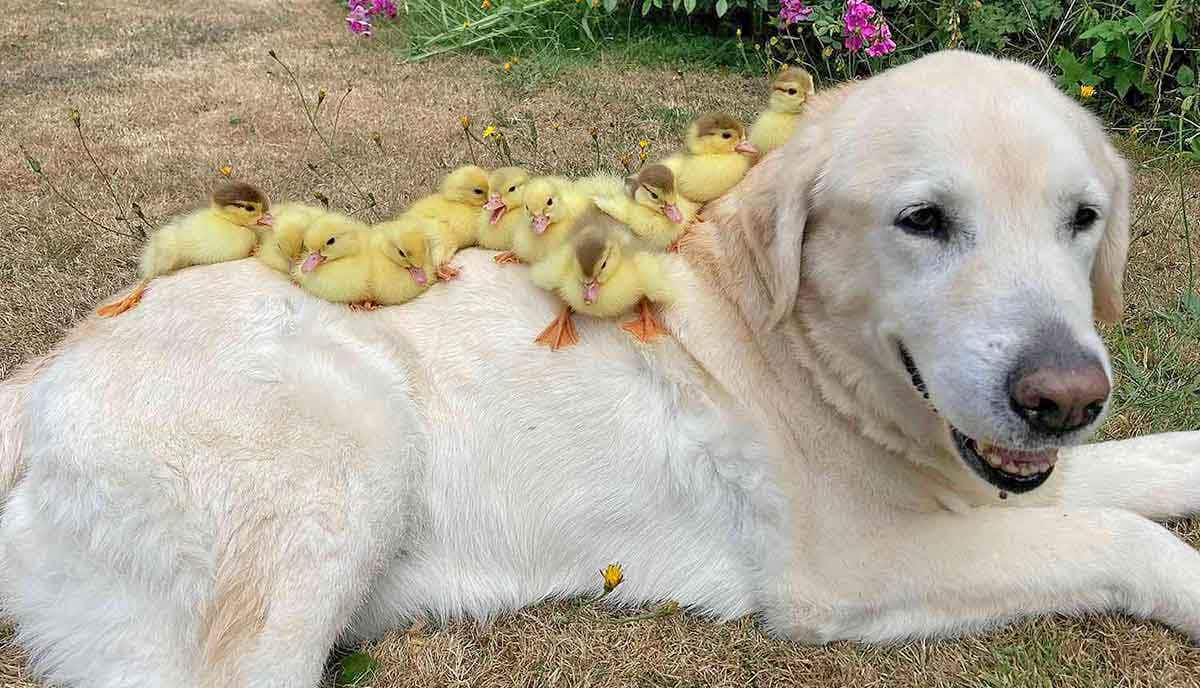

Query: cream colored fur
<box><xmin>2</xmin><ymin>52</ymin><xmax>1199</xmax><ymax>688</ymax></box>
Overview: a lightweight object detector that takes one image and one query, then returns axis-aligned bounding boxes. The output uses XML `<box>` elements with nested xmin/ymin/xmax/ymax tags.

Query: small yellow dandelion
<box><xmin>620</xmin><ymin>152</ymin><xmax>633</xmax><ymax>167</ymax></box>
<box><xmin>1079</xmin><ymin>84</ymin><xmax>1095</xmax><ymax>99</ymax></box>
<box><xmin>219</xmin><ymin>165</ymin><xmax>233</xmax><ymax>177</ymax></box>
<box><xmin>481</xmin><ymin>0</ymin><xmax>492</xmax><ymax>9</ymax></box>
<box><xmin>482</xmin><ymin>125</ymin><xmax>497</xmax><ymax>139</ymax></box>
<box><xmin>736</xmin><ymin>28</ymin><xmax>742</xmax><ymax>39</ymax></box>
<box><xmin>601</xmin><ymin>563</ymin><xmax>624</xmax><ymax>593</ymax></box>
<box><xmin>317</xmin><ymin>88</ymin><xmax>327</xmax><ymax>105</ymax></box>
<box><xmin>460</xmin><ymin>115</ymin><xmax>471</xmax><ymax>129</ymax></box>
<box><xmin>67</xmin><ymin>108</ymin><xmax>81</xmax><ymax>128</ymax></box>
<box><xmin>503</xmin><ymin>62</ymin><xmax>512</xmax><ymax>73</ymax></box>
<box><xmin>638</xmin><ymin>139</ymin><xmax>650</xmax><ymax>149</ymax></box>
<box><xmin>639</xmin><ymin>151</ymin><xmax>648</xmax><ymax>162</ymax></box>
<box><xmin>822</xmin><ymin>46</ymin><xmax>834</xmax><ymax>58</ymax></box>
<box><xmin>463</xmin><ymin>20</ymin><xmax>471</xmax><ymax>28</ymax></box>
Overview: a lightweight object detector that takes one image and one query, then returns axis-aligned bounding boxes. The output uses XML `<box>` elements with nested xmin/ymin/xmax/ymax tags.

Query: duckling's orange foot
<box><xmin>436</xmin><ymin>263</ymin><xmax>461</xmax><ymax>281</ymax></box>
<box><xmin>493</xmin><ymin>251</ymin><xmax>522</xmax><ymax>265</ymax></box>
<box><xmin>622</xmin><ymin>299</ymin><xmax>667</xmax><ymax>343</ymax></box>
<box><xmin>96</xmin><ymin>282</ymin><xmax>148</xmax><ymax>318</ymax></box>
<box><xmin>349</xmin><ymin>300</ymin><xmax>379</xmax><ymax>312</ymax></box>
<box><xmin>534</xmin><ymin>305</ymin><xmax>579</xmax><ymax>351</ymax></box>
<box><xmin>667</xmin><ymin>230</ymin><xmax>693</xmax><ymax>254</ymax></box>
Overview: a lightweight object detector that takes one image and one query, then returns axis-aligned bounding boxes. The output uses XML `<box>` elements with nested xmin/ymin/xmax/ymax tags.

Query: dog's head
<box><xmin>719</xmin><ymin>51</ymin><xmax>1130</xmax><ymax>494</ymax></box>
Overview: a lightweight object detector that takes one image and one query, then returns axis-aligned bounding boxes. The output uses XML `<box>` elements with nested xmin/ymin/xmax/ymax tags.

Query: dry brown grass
<box><xmin>2</xmin><ymin>1</ymin><xmax>1199</xmax><ymax>686</ymax></box>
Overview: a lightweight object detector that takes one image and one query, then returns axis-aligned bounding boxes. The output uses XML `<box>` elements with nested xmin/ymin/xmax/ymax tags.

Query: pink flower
<box><xmin>779</xmin><ymin>0</ymin><xmax>813</xmax><ymax>25</ymax></box>
<box><xmin>866</xmin><ymin>22</ymin><xmax>896</xmax><ymax>57</ymax></box>
<box><xmin>842</xmin><ymin>0</ymin><xmax>895</xmax><ymax>56</ymax></box>
<box><xmin>371</xmin><ymin>0</ymin><xmax>398</xmax><ymax>18</ymax></box>
<box><xmin>346</xmin><ymin>5</ymin><xmax>373</xmax><ymax>36</ymax></box>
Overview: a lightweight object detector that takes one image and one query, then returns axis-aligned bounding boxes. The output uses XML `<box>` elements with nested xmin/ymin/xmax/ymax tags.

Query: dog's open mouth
<box><xmin>898</xmin><ymin>344</ymin><xmax>1055</xmax><ymax>494</ymax></box>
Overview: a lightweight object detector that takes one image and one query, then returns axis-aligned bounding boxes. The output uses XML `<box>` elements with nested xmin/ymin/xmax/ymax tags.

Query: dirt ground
<box><xmin>2</xmin><ymin>1</ymin><xmax>1200</xmax><ymax>686</ymax></box>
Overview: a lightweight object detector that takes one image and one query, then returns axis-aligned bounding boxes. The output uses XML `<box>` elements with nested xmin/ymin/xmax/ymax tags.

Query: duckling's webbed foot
<box><xmin>349</xmin><ymin>300</ymin><xmax>379</xmax><ymax>312</ymax></box>
<box><xmin>436</xmin><ymin>263</ymin><xmax>461</xmax><ymax>281</ymax></box>
<box><xmin>493</xmin><ymin>251</ymin><xmax>521</xmax><ymax>265</ymax></box>
<box><xmin>96</xmin><ymin>281</ymin><xmax>148</xmax><ymax>318</ymax></box>
<box><xmin>534</xmin><ymin>304</ymin><xmax>579</xmax><ymax>351</ymax></box>
<box><xmin>622</xmin><ymin>298</ymin><xmax>667</xmax><ymax>343</ymax></box>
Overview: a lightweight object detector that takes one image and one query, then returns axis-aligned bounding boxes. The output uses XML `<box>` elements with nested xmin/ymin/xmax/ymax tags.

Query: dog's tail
<box><xmin>0</xmin><ymin>374</ymin><xmax>31</xmax><ymax>510</ymax></box>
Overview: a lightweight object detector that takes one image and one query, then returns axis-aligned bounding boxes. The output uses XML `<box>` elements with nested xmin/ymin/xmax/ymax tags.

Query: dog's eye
<box><xmin>895</xmin><ymin>204</ymin><xmax>948</xmax><ymax>239</ymax></box>
<box><xmin>1072</xmin><ymin>206</ymin><xmax>1099</xmax><ymax>233</ymax></box>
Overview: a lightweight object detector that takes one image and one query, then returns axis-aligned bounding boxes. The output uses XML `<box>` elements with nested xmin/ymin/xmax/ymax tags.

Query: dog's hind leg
<box><xmin>1055</xmin><ymin>431</ymin><xmax>1200</xmax><ymax>520</ymax></box>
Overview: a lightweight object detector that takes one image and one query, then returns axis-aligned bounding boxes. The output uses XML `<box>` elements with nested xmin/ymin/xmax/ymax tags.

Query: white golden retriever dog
<box><xmin>3</xmin><ymin>50</ymin><xmax>1200</xmax><ymax>688</ymax></box>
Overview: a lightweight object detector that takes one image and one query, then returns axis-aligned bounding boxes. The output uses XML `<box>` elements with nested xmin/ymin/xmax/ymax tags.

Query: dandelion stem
<box><xmin>330</xmin><ymin>86</ymin><xmax>353</xmax><ymax>151</ymax></box>
<box><xmin>22</xmin><ymin>148</ymin><xmax>138</xmax><ymax>241</ymax></box>
<box><xmin>72</xmin><ymin>118</ymin><xmax>144</xmax><ymax>239</ymax></box>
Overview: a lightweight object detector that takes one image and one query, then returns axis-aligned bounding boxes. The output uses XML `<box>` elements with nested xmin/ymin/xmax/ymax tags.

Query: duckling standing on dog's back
<box><xmin>661</xmin><ymin>112</ymin><xmax>758</xmax><ymax>204</ymax></box>
<box><xmin>406</xmin><ymin>164</ymin><xmax>490</xmax><ymax>280</ymax></box>
<box><xmin>97</xmin><ymin>182</ymin><xmax>273</xmax><ymax>317</ymax></box>
<box><xmin>369</xmin><ymin>216</ymin><xmax>439</xmax><ymax>307</ymax></box>
<box><xmin>585</xmin><ymin>164</ymin><xmax>698</xmax><ymax>251</ymax></box>
<box><xmin>478</xmin><ymin>166</ymin><xmax>531</xmax><ymax>264</ymax></box>
<box><xmin>529</xmin><ymin>209</ymin><xmax>674</xmax><ymax>350</ymax></box>
<box><xmin>510</xmin><ymin>176</ymin><xmax>590</xmax><ymax>265</ymax></box>
<box><xmin>749</xmin><ymin>66</ymin><xmax>815</xmax><ymax>155</ymax></box>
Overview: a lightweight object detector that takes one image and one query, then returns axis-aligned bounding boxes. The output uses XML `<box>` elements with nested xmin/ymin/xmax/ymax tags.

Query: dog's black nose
<box><xmin>1009</xmin><ymin>355</ymin><xmax>1109</xmax><ymax>435</ymax></box>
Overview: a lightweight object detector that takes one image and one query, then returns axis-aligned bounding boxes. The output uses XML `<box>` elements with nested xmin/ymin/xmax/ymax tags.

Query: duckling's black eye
<box><xmin>326</xmin><ymin>237</ymin><xmax>336</xmax><ymax>246</ymax></box>
<box><xmin>1072</xmin><ymin>206</ymin><xmax>1099</xmax><ymax>233</ymax></box>
<box><xmin>547</xmin><ymin>198</ymin><xmax>553</xmax><ymax>206</ymax></box>
<box><xmin>895</xmin><ymin>204</ymin><xmax>948</xmax><ymax>240</ymax></box>
<box><xmin>788</xmin><ymin>88</ymin><xmax>797</xmax><ymax>95</ymax></box>
<box><xmin>474</xmin><ymin>188</ymin><xmax>483</xmax><ymax>194</ymax></box>
<box><xmin>721</xmin><ymin>132</ymin><xmax>732</xmax><ymax>139</ymax></box>
<box><xmin>508</xmin><ymin>185</ymin><xmax>516</xmax><ymax>193</ymax></box>
<box><xmin>649</xmin><ymin>191</ymin><xmax>659</xmax><ymax>200</ymax></box>
<box><xmin>600</xmin><ymin>260</ymin><xmax>607</xmax><ymax>270</ymax></box>
<box><xmin>398</xmin><ymin>249</ymin><xmax>407</xmax><ymax>258</ymax></box>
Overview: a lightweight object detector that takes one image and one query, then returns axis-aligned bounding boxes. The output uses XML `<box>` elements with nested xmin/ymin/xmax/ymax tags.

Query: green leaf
<box><xmin>336</xmin><ymin>652</ymin><xmax>379</xmax><ymax>687</ymax></box>
<box><xmin>580</xmin><ymin>15</ymin><xmax>593</xmax><ymax>41</ymax></box>
<box><xmin>684</xmin><ymin>0</ymin><xmax>696</xmax><ymax>11</ymax></box>
<box><xmin>603</xmin><ymin>0</ymin><xmax>618</xmax><ymax>11</ymax></box>
<box><xmin>715</xmin><ymin>0</ymin><xmax>728</xmax><ymax>17</ymax></box>
<box><xmin>1178</xmin><ymin>65</ymin><xmax>1196</xmax><ymax>88</ymax></box>
<box><xmin>1115</xmin><ymin>71</ymin><xmax>1133</xmax><ymax>98</ymax></box>
<box><xmin>1183</xmin><ymin>291</ymin><xmax>1200</xmax><ymax>318</ymax></box>
<box><xmin>1091</xmin><ymin>42</ymin><xmax>1107</xmax><ymax>60</ymax></box>
<box><xmin>641</xmin><ymin>0</ymin><xmax>652</xmax><ymax>15</ymax></box>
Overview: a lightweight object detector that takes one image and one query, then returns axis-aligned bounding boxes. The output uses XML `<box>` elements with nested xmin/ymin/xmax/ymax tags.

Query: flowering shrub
<box><xmin>345</xmin><ymin>0</ymin><xmax>397</xmax><ymax>37</ymax></box>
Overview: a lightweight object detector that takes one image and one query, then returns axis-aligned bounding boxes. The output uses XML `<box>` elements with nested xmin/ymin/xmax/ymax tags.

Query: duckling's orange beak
<box><xmin>734</xmin><ymin>140</ymin><xmax>759</xmax><ymax>156</ymax></box>
<box><xmin>662</xmin><ymin>203</ymin><xmax>683</xmax><ymax>224</ymax></box>
<box><xmin>408</xmin><ymin>266</ymin><xmax>428</xmax><ymax>286</ymax></box>
<box><xmin>256</xmin><ymin>213</ymin><xmax>274</xmax><ymax>227</ymax></box>
<box><xmin>483</xmin><ymin>194</ymin><xmax>507</xmax><ymax>224</ymax></box>
<box><xmin>531</xmin><ymin>213</ymin><xmax>550</xmax><ymax>235</ymax></box>
<box><xmin>583</xmin><ymin>279</ymin><xmax>599</xmax><ymax>304</ymax></box>
<box><xmin>300</xmin><ymin>252</ymin><xmax>324</xmax><ymax>273</ymax></box>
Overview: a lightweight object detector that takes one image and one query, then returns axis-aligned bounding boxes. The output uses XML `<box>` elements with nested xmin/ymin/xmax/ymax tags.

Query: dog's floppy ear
<box><xmin>1091</xmin><ymin>142</ymin><xmax>1131</xmax><ymax>323</ymax></box>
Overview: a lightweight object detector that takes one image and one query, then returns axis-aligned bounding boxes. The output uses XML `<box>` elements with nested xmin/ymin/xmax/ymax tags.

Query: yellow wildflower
<box><xmin>638</xmin><ymin>139</ymin><xmax>650</xmax><ymax>149</ymax></box>
<box><xmin>601</xmin><ymin>563</ymin><xmax>624</xmax><ymax>593</ymax></box>
<box><xmin>460</xmin><ymin>115</ymin><xmax>471</xmax><ymax>129</ymax></box>
<box><xmin>463</xmin><ymin>20</ymin><xmax>471</xmax><ymax>28</ymax></box>
<box><xmin>481</xmin><ymin>0</ymin><xmax>492</xmax><ymax>8</ymax></box>
<box><xmin>482</xmin><ymin>125</ymin><xmax>497</xmax><ymax>139</ymax></box>
<box><xmin>639</xmin><ymin>151</ymin><xmax>648</xmax><ymax>162</ymax></box>
<box><xmin>503</xmin><ymin>62</ymin><xmax>512</xmax><ymax>73</ymax></box>
<box><xmin>67</xmin><ymin>108</ymin><xmax>81</xmax><ymax>128</ymax></box>
<box><xmin>219</xmin><ymin>165</ymin><xmax>233</xmax><ymax>177</ymax></box>
<box><xmin>1079</xmin><ymin>84</ymin><xmax>1095</xmax><ymax>98</ymax></box>
<box><xmin>822</xmin><ymin>46</ymin><xmax>833</xmax><ymax>58</ymax></box>
<box><xmin>736</xmin><ymin>28</ymin><xmax>742</xmax><ymax>39</ymax></box>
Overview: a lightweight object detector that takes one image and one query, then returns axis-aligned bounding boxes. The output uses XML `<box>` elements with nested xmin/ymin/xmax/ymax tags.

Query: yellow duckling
<box><xmin>369</xmin><ymin>217</ymin><xmax>438</xmax><ymax>307</ymax></box>
<box><xmin>585</xmin><ymin>164</ymin><xmax>698</xmax><ymax>252</ymax></box>
<box><xmin>477</xmin><ymin>166</ymin><xmax>531</xmax><ymax>263</ymax></box>
<box><xmin>530</xmin><ymin>210</ymin><xmax>673</xmax><ymax>351</ymax></box>
<box><xmin>256</xmin><ymin>202</ymin><xmax>328</xmax><ymax>275</ymax></box>
<box><xmin>748</xmin><ymin>66</ymin><xmax>815</xmax><ymax>154</ymax></box>
<box><xmin>406</xmin><ymin>165</ymin><xmax>490</xmax><ymax>280</ymax></box>
<box><xmin>510</xmin><ymin>176</ymin><xmax>591</xmax><ymax>265</ymax></box>
<box><xmin>293</xmin><ymin>214</ymin><xmax>373</xmax><ymax>308</ymax></box>
<box><xmin>661</xmin><ymin>112</ymin><xmax>758</xmax><ymax>204</ymax></box>
<box><xmin>97</xmin><ymin>182</ymin><xmax>273</xmax><ymax>317</ymax></box>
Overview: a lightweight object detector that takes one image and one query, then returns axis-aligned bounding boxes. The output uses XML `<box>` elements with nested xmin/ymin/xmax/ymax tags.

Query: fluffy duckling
<box><xmin>97</xmin><ymin>182</ymin><xmax>273</xmax><ymax>317</ymax></box>
<box><xmin>406</xmin><ymin>165</ymin><xmax>490</xmax><ymax>280</ymax></box>
<box><xmin>748</xmin><ymin>66</ymin><xmax>816</xmax><ymax>154</ymax></box>
<box><xmin>510</xmin><ymin>176</ymin><xmax>591</xmax><ymax>265</ymax></box>
<box><xmin>257</xmin><ymin>202</ymin><xmax>327</xmax><ymax>275</ymax></box>
<box><xmin>530</xmin><ymin>209</ymin><xmax>673</xmax><ymax>350</ymax></box>
<box><xmin>661</xmin><ymin>112</ymin><xmax>758</xmax><ymax>204</ymax></box>
<box><xmin>293</xmin><ymin>214</ymin><xmax>373</xmax><ymax>308</ymax></box>
<box><xmin>369</xmin><ymin>216</ymin><xmax>438</xmax><ymax>306</ymax></box>
<box><xmin>586</xmin><ymin>164</ymin><xmax>698</xmax><ymax>251</ymax></box>
<box><xmin>477</xmin><ymin>166</ymin><xmax>531</xmax><ymax>263</ymax></box>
